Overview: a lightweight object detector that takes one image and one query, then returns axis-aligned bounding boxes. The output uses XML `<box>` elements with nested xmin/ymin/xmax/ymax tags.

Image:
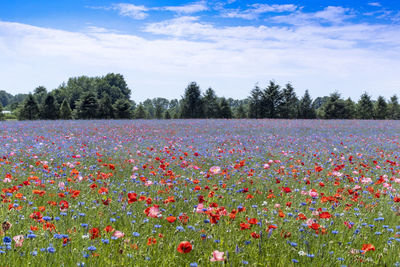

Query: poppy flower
<box><xmin>361</xmin><ymin>244</ymin><xmax>375</xmax><ymax>254</ymax></box>
<box><xmin>210</xmin><ymin>250</ymin><xmax>224</xmax><ymax>262</ymax></box>
<box><xmin>177</xmin><ymin>241</ymin><xmax>192</xmax><ymax>254</ymax></box>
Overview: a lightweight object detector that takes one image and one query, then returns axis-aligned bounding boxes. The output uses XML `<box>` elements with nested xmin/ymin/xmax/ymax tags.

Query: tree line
<box><xmin>0</xmin><ymin>74</ymin><xmax>399</xmax><ymax>120</ymax></box>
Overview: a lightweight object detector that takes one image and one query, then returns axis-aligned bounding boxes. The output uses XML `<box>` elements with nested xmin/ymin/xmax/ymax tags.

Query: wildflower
<box><xmin>210</xmin><ymin>250</ymin><xmax>224</xmax><ymax>262</ymax></box>
<box><xmin>177</xmin><ymin>241</ymin><xmax>192</xmax><ymax>254</ymax></box>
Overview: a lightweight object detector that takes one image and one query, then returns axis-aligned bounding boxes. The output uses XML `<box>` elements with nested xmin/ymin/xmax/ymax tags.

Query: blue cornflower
<box><xmin>87</xmin><ymin>246</ymin><xmax>96</xmax><ymax>251</ymax></box>
<box><xmin>47</xmin><ymin>247</ymin><xmax>56</xmax><ymax>253</ymax></box>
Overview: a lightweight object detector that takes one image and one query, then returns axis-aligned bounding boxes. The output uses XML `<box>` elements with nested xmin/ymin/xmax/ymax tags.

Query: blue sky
<box><xmin>0</xmin><ymin>0</ymin><xmax>399</xmax><ymax>101</ymax></box>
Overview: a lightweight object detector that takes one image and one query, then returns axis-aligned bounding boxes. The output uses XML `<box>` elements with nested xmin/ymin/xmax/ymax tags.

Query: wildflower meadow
<box><xmin>1</xmin><ymin>119</ymin><xmax>400</xmax><ymax>266</ymax></box>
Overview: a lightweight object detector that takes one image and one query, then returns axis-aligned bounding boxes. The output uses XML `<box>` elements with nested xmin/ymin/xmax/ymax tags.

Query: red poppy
<box><xmin>319</xmin><ymin>212</ymin><xmax>332</xmax><ymax>219</ymax></box>
<box><xmin>361</xmin><ymin>244</ymin><xmax>375</xmax><ymax>254</ymax></box>
<box><xmin>166</xmin><ymin>216</ymin><xmax>176</xmax><ymax>223</ymax></box>
<box><xmin>89</xmin><ymin>227</ymin><xmax>100</xmax><ymax>239</ymax></box>
<box><xmin>177</xmin><ymin>241</ymin><xmax>192</xmax><ymax>254</ymax></box>
<box><xmin>251</xmin><ymin>232</ymin><xmax>260</xmax><ymax>239</ymax></box>
<box><xmin>127</xmin><ymin>192</ymin><xmax>137</xmax><ymax>203</ymax></box>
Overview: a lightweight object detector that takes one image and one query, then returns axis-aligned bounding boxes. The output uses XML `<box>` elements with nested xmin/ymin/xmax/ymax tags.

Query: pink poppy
<box><xmin>209</xmin><ymin>166</ymin><xmax>221</xmax><ymax>175</ymax></box>
<box><xmin>113</xmin><ymin>231</ymin><xmax>125</xmax><ymax>238</ymax></box>
<box><xmin>210</xmin><ymin>250</ymin><xmax>224</xmax><ymax>262</ymax></box>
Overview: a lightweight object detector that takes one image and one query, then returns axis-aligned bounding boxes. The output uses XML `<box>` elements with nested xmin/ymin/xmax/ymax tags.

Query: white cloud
<box><xmin>161</xmin><ymin>1</ymin><xmax>208</xmax><ymax>14</ymax></box>
<box><xmin>272</xmin><ymin>6</ymin><xmax>354</xmax><ymax>25</ymax></box>
<box><xmin>0</xmin><ymin>17</ymin><xmax>399</xmax><ymax>101</ymax></box>
<box><xmin>221</xmin><ymin>4</ymin><xmax>297</xmax><ymax>20</ymax></box>
<box><xmin>368</xmin><ymin>2</ymin><xmax>382</xmax><ymax>7</ymax></box>
<box><xmin>91</xmin><ymin>3</ymin><xmax>149</xmax><ymax>19</ymax></box>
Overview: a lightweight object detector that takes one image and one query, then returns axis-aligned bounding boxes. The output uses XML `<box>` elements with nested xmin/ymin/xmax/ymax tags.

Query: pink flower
<box><xmin>3</xmin><ymin>178</ymin><xmax>11</xmax><ymax>183</ymax></box>
<box><xmin>209</xmin><ymin>166</ymin><xmax>221</xmax><ymax>175</ymax></box>
<box><xmin>195</xmin><ymin>203</ymin><xmax>204</xmax><ymax>213</ymax></box>
<box><xmin>145</xmin><ymin>180</ymin><xmax>153</xmax><ymax>186</ymax></box>
<box><xmin>263</xmin><ymin>164</ymin><xmax>270</xmax><ymax>169</ymax></box>
<box><xmin>13</xmin><ymin>235</ymin><xmax>24</xmax><ymax>247</ymax></box>
<box><xmin>113</xmin><ymin>231</ymin><xmax>125</xmax><ymax>238</ymax></box>
<box><xmin>210</xmin><ymin>250</ymin><xmax>224</xmax><ymax>262</ymax></box>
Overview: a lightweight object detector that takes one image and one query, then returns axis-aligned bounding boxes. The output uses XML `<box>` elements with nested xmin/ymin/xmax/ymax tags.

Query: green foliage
<box><xmin>0</xmin><ymin>103</ymin><xmax>4</xmax><ymax>121</ymax></box>
<box><xmin>75</xmin><ymin>92</ymin><xmax>99</xmax><ymax>119</ymax></box>
<box><xmin>218</xmin><ymin>97</ymin><xmax>232</xmax><ymax>119</ymax></box>
<box><xmin>59</xmin><ymin>99</ymin><xmax>73</xmax><ymax>120</ymax></box>
<box><xmin>18</xmin><ymin>94</ymin><xmax>39</xmax><ymax>120</ymax></box>
<box><xmin>323</xmin><ymin>92</ymin><xmax>347</xmax><ymax>119</ymax></box>
<box><xmin>357</xmin><ymin>93</ymin><xmax>374</xmax><ymax>119</ymax></box>
<box><xmin>41</xmin><ymin>94</ymin><xmax>59</xmax><ymax>120</ymax></box>
<box><xmin>279</xmin><ymin>83</ymin><xmax>299</xmax><ymax>119</ymax></box>
<box><xmin>248</xmin><ymin>86</ymin><xmax>263</xmax><ymax>118</ymax></box>
<box><xmin>298</xmin><ymin>90</ymin><xmax>315</xmax><ymax>119</ymax></box>
<box><xmin>164</xmin><ymin>110</ymin><xmax>171</xmax><ymax>119</ymax></box>
<box><xmin>235</xmin><ymin>103</ymin><xmax>247</xmax><ymax>118</ymax></box>
<box><xmin>262</xmin><ymin>81</ymin><xmax>282</xmax><ymax>118</ymax></box>
<box><xmin>180</xmin><ymin>82</ymin><xmax>204</xmax><ymax>118</ymax></box>
<box><xmin>134</xmin><ymin>104</ymin><xmax>147</xmax><ymax>119</ymax></box>
<box><xmin>113</xmin><ymin>99</ymin><xmax>132</xmax><ymax>119</ymax></box>
<box><xmin>388</xmin><ymin>95</ymin><xmax>400</xmax><ymax>119</ymax></box>
<box><xmin>203</xmin><ymin>88</ymin><xmax>220</xmax><ymax>118</ymax></box>
<box><xmin>375</xmin><ymin>96</ymin><xmax>387</xmax><ymax>120</ymax></box>
<box><xmin>98</xmin><ymin>94</ymin><xmax>115</xmax><ymax>119</ymax></box>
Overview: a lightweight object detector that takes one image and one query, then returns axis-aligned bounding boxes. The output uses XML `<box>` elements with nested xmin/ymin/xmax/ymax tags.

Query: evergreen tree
<box><xmin>357</xmin><ymin>93</ymin><xmax>374</xmax><ymax>119</ymax></box>
<box><xmin>388</xmin><ymin>95</ymin><xmax>400</xmax><ymax>119</ymax></box>
<box><xmin>19</xmin><ymin>94</ymin><xmax>39</xmax><ymax>120</ymax></box>
<box><xmin>248</xmin><ymin>85</ymin><xmax>263</xmax><ymax>118</ymax></box>
<box><xmin>375</xmin><ymin>96</ymin><xmax>387</xmax><ymax>119</ymax></box>
<box><xmin>59</xmin><ymin>99</ymin><xmax>72</xmax><ymax>119</ymax></box>
<box><xmin>343</xmin><ymin>97</ymin><xmax>356</xmax><ymax>119</ymax></box>
<box><xmin>114</xmin><ymin>99</ymin><xmax>132</xmax><ymax>119</ymax></box>
<box><xmin>42</xmin><ymin>94</ymin><xmax>58</xmax><ymax>120</ymax></box>
<box><xmin>33</xmin><ymin>86</ymin><xmax>47</xmax><ymax>106</ymax></box>
<box><xmin>298</xmin><ymin>90</ymin><xmax>315</xmax><ymax>119</ymax></box>
<box><xmin>98</xmin><ymin>93</ymin><xmax>114</xmax><ymax>119</ymax></box>
<box><xmin>152</xmin><ymin>98</ymin><xmax>169</xmax><ymax>119</ymax></box>
<box><xmin>218</xmin><ymin>97</ymin><xmax>232</xmax><ymax>118</ymax></box>
<box><xmin>262</xmin><ymin>81</ymin><xmax>282</xmax><ymax>118</ymax></box>
<box><xmin>323</xmin><ymin>92</ymin><xmax>346</xmax><ymax>119</ymax></box>
<box><xmin>164</xmin><ymin>110</ymin><xmax>171</xmax><ymax>119</ymax></box>
<box><xmin>143</xmin><ymin>99</ymin><xmax>155</xmax><ymax>119</ymax></box>
<box><xmin>279</xmin><ymin>83</ymin><xmax>298</xmax><ymax>119</ymax></box>
<box><xmin>75</xmin><ymin>92</ymin><xmax>98</xmax><ymax>119</ymax></box>
<box><xmin>0</xmin><ymin>103</ymin><xmax>4</xmax><ymax>121</ymax></box>
<box><xmin>203</xmin><ymin>88</ymin><xmax>220</xmax><ymax>118</ymax></box>
<box><xmin>181</xmin><ymin>82</ymin><xmax>204</xmax><ymax>118</ymax></box>
<box><xmin>134</xmin><ymin>104</ymin><xmax>147</xmax><ymax>119</ymax></box>
<box><xmin>236</xmin><ymin>103</ymin><xmax>247</xmax><ymax>118</ymax></box>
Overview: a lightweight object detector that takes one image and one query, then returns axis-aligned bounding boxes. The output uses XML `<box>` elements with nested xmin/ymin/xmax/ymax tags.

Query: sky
<box><xmin>0</xmin><ymin>0</ymin><xmax>399</xmax><ymax>102</ymax></box>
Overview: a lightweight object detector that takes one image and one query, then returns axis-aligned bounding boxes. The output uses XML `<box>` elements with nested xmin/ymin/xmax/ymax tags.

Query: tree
<box><xmin>18</xmin><ymin>94</ymin><xmax>39</xmax><ymax>120</ymax></box>
<box><xmin>75</xmin><ymin>92</ymin><xmax>98</xmax><ymax>119</ymax></box>
<box><xmin>343</xmin><ymin>98</ymin><xmax>356</xmax><ymax>119</ymax></box>
<box><xmin>236</xmin><ymin>103</ymin><xmax>247</xmax><ymax>118</ymax></box>
<box><xmin>248</xmin><ymin>85</ymin><xmax>263</xmax><ymax>118</ymax></box>
<box><xmin>218</xmin><ymin>97</ymin><xmax>232</xmax><ymax>118</ymax></box>
<box><xmin>98</xmin><ymin>93</ymin><xmax>114</xmax><ymax>119</ymax></box>
<box><xmin>42</xmin><ymin>94</ymin><xmax>58</xmax><ymax>119</ymax></box>
<box><xmin>374</xmin><ymin>96</ymin><xmax>387</xmax><ymax>120</ymax></box>
<box><xmin>59</xmin><ymin>99</ymin><xmax>72</xmax><ymax>119</ymax></box>
<box><xmin>388</xmin><ymin>95</ymin><xmax>400</xmax><ymax>119</ymax></box>
<box><xmin>323</xmin><ymin>92</ymin><xmax>346</xmax><ymax>119</ymax></box>
<box><xmin>33</xmin><ymin>86</ymin><xmax>47</xmax><ymax>106</ymax></box>
<box><xmin>164</xmin><ymin>110</ymin><xmax>171</xmax><ymax>119</ymax></box>
<box><xmin>114</xmin><ymin>99</ymin><xmax>132</xmax><ymax>119</ymax></box>
<box><xmin>143</xmin><ymin>99</ymin><xmax>155</xmax><ymax>119</ymax></box>
<box><xmin>0</xmin><ymin>103</ymin><xmax>4</xmax><ymax>121</ymax></box>
<box><xmin>262</xmin><ymin>81</ymin><xmax>281</xmax><ymax>118</ymax></box>
<box><xmin>203</xmin><ymin>88</ymin><xmax>220</xmax><ymax>118</ymax></box>
<box><xmin>103</xmin><ymin>73</ymin><xmax>131</xmax><ymax>100</ymax></box>
<box><xmin>181</xmin><ymin>82</ymin><xmax>204</xmax><ymax>118</ymax></box>
<box><xmin>134</xmin><ymin>103</ymin><xmax>147</xmax><ymax>119</ymax></box>
<box><xmin>357</xmin><ymin>93</ymin><xmax>374</xmax><ymax>119</ymax></box>
<box><xmin>152</xmin><ymin>98</ymin><xmax>169</xmax><ymax>119</ymax></box>
<box><xmin>279</xmin><ymin>83</ymin><xmax>298</xmax><ymax>119</ymax></box>
<box><xmin>298</xmin><ymin>90</ymin><xmax>315</xmax><ymax>119</ymax></box>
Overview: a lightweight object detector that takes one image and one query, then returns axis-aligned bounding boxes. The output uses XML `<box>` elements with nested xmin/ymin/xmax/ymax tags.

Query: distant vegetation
<box><xmin>0</xmin><ymin>73</ymin><xmax>399</xmax><ymax>120</ymax></box>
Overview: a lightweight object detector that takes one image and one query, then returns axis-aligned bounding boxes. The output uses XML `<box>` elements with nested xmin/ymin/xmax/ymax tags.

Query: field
<box><xmin>1</xmin><ymin>120</ymin><xmax>400</xmax><ymax>266</ymax></box>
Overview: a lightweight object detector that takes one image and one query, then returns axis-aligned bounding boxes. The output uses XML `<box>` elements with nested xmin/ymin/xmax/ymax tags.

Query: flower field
<box><xmin>1</xmin><ymin>119</ymin><xmax>400</xmax><ymax>266</ymax></box>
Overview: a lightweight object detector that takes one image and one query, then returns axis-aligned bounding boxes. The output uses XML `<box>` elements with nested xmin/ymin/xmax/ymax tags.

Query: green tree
<box><xmin>218</xmin><ymin>97</ymin><xmax>232</xmax><ymax>118</ymax></box>
<box><xmin>18</xmin><ymin>94</ymin><xmax>39</xmax><ymax>120</ymax></box>
<box><xmin>152</xmin><ymin>98</ymin><xmax>169</xmax><ymax>119</ymax></box>
<box><xmin>59</xmin><ymin>99</ymin><xmax>72</xmax><ymax>119</ymax></box>
<box><xmin>181</xmin><ymin>82</ymin><xmax>204</xmax><ymax>118</ymax></box>
<box><xmin>164</xmin><ymin>110</ymin><xmax>171</xmax><ymax>119</ymax></box>
<box><xmin>134</xmin><ymin>103</ymin><xmax>147</xmax><ymax>119</ymax></box>
<box><xmin>388</xmin><ymin>95</ymin><xmax>400</xmax><ymax>119</ymax></box>
<box><xmin>143</xmin><ymin>99</ymin><xmax>155</xmax><ymax>119</ymax></box>
<box><xmin>262</xmin><ymin>81</ymin><xmax>282</xmax><ymax>118</ymax></box>
<box><xmin>103</xmin><ymin>73</ymin><xmax>131</xmax><ymax>100</ymax></box>
<box><xmin>203</xmin><ymin>88</ymin><xmax>220</xmax><ymax>118</ymax></box>
<box><xmin>374</xmin><ymin>96</ymin><xmax>387</xmax><ymax>119</ymax></box>
<box><xmin>357</xmin><ymin>92</ymin><xmax>374</xmax><ymax>119</ymax></box>
<box><xmin>0</xmin><ymin>103</ymin><xmax>4</xmax><ymax>121</ymax></box>
<box><xmin>343</xmin><ymin>97</ymin><xmax>356</xmax><ymax>119</ymax></box>
<box><xmin>75</xmin><ymin>92</ymin><xmax>98</xmax><ymax>119</ymax></box>
<box><xmin>98</xmin><ymin>93</ymin><xmax>115</xmax><ymax>119</ymax></box>
<box><xmin>298</xmin><ymin>90</ymin><xmax>315</xmax><ymax>119</ymax></box>
<box><xmin>114</xmin><ymin>99</ymin><xmax>132</xmax><ymax>119</ymax></box>
<box><xmin>323</xmin><ymin>92</ymin><xmax>346</xmax><ymax>119</ymax></box>
<box><xmin>279</xmin><ymin>83</ymin><xmax>298</xmax><ymax>119</ymax></box>
<box><xmin>33</xmin><ymin>86</ymin><xmax>47</xmax><ymax>106</ymax></box>
<box><xmin>235</xmin><ymin>103</ymin><xmax>247</xmax><ymax>118</ymax></box>
<box><xmin>42</xmin><ymin>94</ymin><xmax>58</xmax><ymax>120</ymax></box>
<box><xmin>248</xmin><ymin>85</ymin><xmax>263</xmax><ymax>118</ymax></box>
